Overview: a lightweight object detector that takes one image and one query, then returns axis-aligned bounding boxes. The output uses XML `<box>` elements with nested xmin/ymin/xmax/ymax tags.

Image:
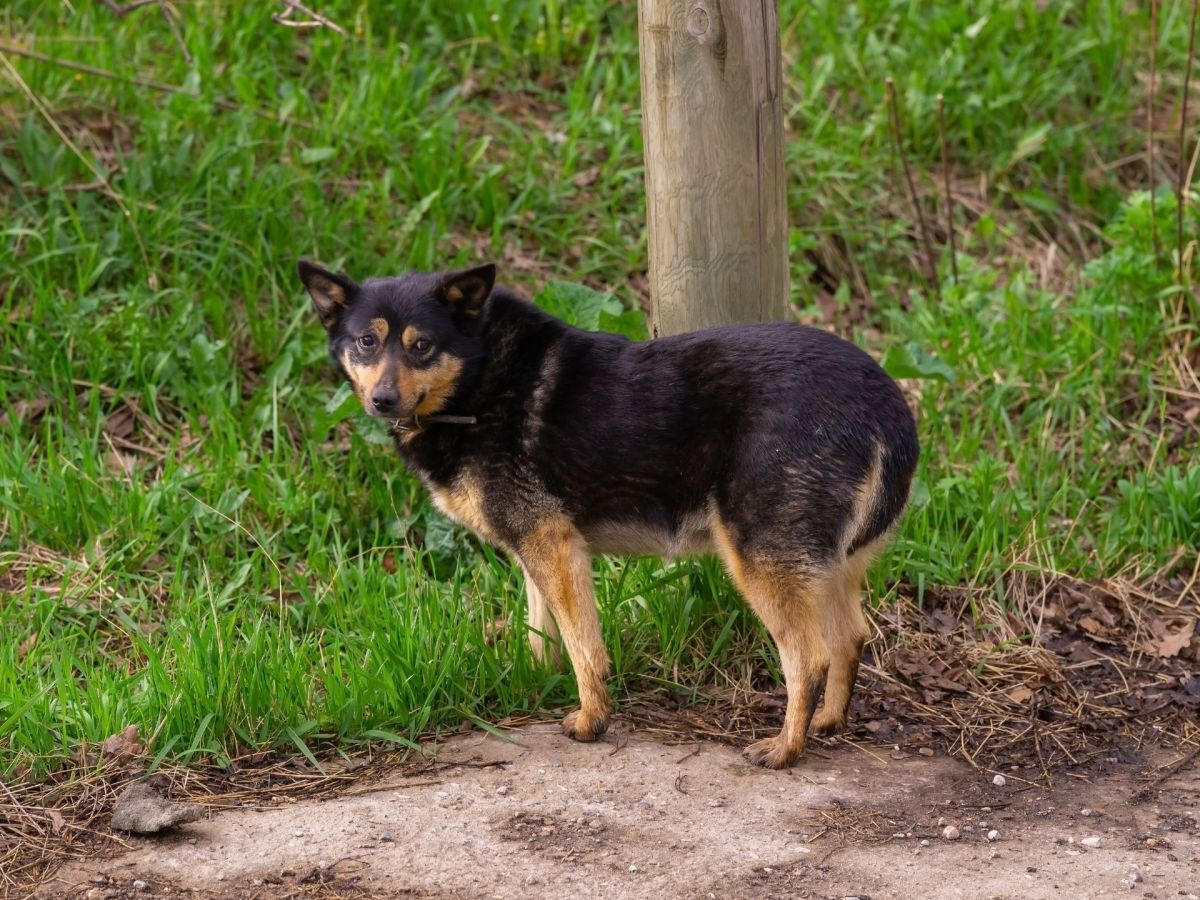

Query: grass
<box><xmin>1</xmin><ymin>0</ymin><xmax>1198</xmax><ymax>779</ymax></box>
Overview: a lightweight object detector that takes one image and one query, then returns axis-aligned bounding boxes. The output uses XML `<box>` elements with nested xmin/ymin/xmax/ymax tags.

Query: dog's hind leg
<box><xmin>519</xmin><ymin>561</ymin><xmax>562</xmax><ymax>668</ymax></box>
<box><xmin>517</xmin><ymin>518</ymin><xmax>611</xmax><ymax>741</ymax></box>
<box><xmin>712</xmin><ymin>515</ymin><xmax>831</xmax><ymax>769</ymax></box>
<box><xmin>810</xmin><ymin>550</ymin><xmax>873</xmax><ymax>735</ymax></box>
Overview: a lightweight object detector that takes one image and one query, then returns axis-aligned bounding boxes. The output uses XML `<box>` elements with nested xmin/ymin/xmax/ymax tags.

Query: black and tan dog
<box><xmin>299</xmin><ymin>260</ymin><xmax>919</xmax><ymax>768</ymax></box>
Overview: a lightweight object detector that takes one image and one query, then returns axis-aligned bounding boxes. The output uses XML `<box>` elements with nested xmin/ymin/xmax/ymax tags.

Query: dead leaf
<box><xmin>46</xmin><ymin>808</ymin><xmax>65</xmax><ymax>836</ymax></box>
<box><xmin>100</xmin><ymin>724</ymin><xmax>143</xmax><ymax>762</ymax></box>
<box><xmin>104</xmin><ymin>405</ymin><xmax>136</xmax><ymax>441</ymax></box>
<box><xmin>1007</xmin><ymin>685</ymin><xmax>1034</xmax><ymax>704</ymax></box>
<box><xmin>1144</xmin><ymin>617</ymin><xmax>1197</xmax><ymax>658</ymax></box>
<box><xmin>0</xmin><ymin>394</ymin><xmax>51</xmax><ymax>427</ymax></box>
<box><xmin>573</xmin><ymin>166</ymin><xmax>600</xmax><ymax>188</ymax></box>
<box><xmin>17</xmin><ymin>631</ymin><xmax>38</xmax><ymax>660</ymax></box>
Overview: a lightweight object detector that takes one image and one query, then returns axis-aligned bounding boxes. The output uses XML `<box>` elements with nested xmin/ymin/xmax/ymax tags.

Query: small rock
<box><xmin>992</xmin><ymin>774</ymin><xmax>1007</xmax><ymax>787</ymax></box>
<box><xmin>942</xmin><ymin>826</ymin><xmax>961</xmax><ymax>841</ymax></box>
<box><xmin>920</xmin><ymin>839</ymin><xmax>930</xmax><ymax>847</ymax></box>
<box><xmin>379</xmin><ymin>832</ymin><xmax>393</xmax><ymax>843</ymax></box>
<box><xmin>294</xmin><ymin>830</ymin><xmax>304</xmax><ymax>837</ymax></box>
<box><xmin>1081</xmin><ymin>808</ymin><xmax>1093</xmax><ymax>817</ymax></box>
<box><xmin>918</xmin><ymin>747</ymin><xmax>934</xmax><ymax>757</ymax></box>
<box><xmin>1128</xmin><ymin>865</ymin><xmax>1143</xmax><ymax>884</ymax></box>
<box><xmin>132</xmin><ymin>881</ymin><xmax>148</xmax><ymax>892</ymax></box>
<box><xmin>937</xmin><ymin>816</ymin><xmax>947</xmax><ymax>827</ymax></box>
<box><xmin>628</xmin><ymin>864</ymin><xmax>638</xmax><ymax>873</ymax></box>
<box><xmin>981</xmin><ymin>806</ymin><xmax>992</xmax><ymax>813</ymax></box>
<box><xmin>1081</xmin><ymin>836</ymin><xmax>1101</xmax><ymax>849</ymax></box>
<box><xmin>110</xmin><ymin>783</ymin><xmax>205</xmax><ymax>834</ymax></box>
<box><xmin>987</xmin><ymin>830</ymin><xmax>1000</xmax><ymax>842</ymax></box>
<box><xmin>496</xmin><ymin>785</ymin><xmax>509</xmax><ymax>796</ymax></box>
<box><xmin>708</xmin><ymin>798</ymin><xmax>725</xmax><ymax>808</ymax></box>
<box><xmin>892</xmin><ymin>832</ymin><xmax>906</xmax><ymax>839</ymax></box>
<box><xmin>979</xmin><ymin>821</ymin><xmax>989</xmax><ymax>828</ymax></box>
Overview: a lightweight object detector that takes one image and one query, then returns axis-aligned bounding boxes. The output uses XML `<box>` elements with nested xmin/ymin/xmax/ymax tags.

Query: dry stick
<box><xmin>886</xmin><ymin>78</ymin><xmax>942</xmax><ymax>304</ymax></box>
<box><xmin>937</xmin><ymin>94</ymin><xmax>958</xmax><ymax>287</ymax></box>
<box><xmin>98</xmin><ymin>0</ymin><xmax>158</xmax><ymax>15</ymax></box>
<box><xmin>158</xmin><ymin>0</ymin><xmax>193</xmax><ymax>65</ymax></box>
<box><xmin>0</xmin><ymin>43</ymin><xmax>313</xmax><ymax>129</ymax></box>
<box><xmin>272</xmin><ymin>0</ymin><xmax>347</xmax><ymax>34</ymax></box>
<box><xmin>0</xmin><ymin>51</ymin><xmax>154</xmax><ymax>285</ymax></box>
<box><xmin>1149</xmin><ymin>0</ymin><xmax>1161</xmax><ymax>263</ymax></box>
<box><xmin>1178</xmin><ymin>0</ymin><xmax>1199</xmax><ymax>286</ymax></box>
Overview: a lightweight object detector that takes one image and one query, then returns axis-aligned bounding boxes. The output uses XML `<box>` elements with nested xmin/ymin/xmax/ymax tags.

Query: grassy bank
<box><xmin>1</xmin><ymin>0</ymin><xmax>1197</xmax><ymax>778</ymax></box>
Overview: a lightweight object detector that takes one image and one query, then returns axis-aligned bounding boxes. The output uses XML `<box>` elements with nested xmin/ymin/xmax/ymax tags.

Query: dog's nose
<box><xmin>371</xmin><ymin>390</ymin><xmax>399</xmax><ymax>414</ymax></box>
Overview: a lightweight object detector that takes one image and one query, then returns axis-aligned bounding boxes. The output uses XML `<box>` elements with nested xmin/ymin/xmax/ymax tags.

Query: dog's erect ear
<box><xmin>298</xmin><ymin>259</ymin><xmax>358</xmax><ymax>330</ymax></box>
<box><xmin>437</xmin><ymin>263</ymin><xmax>496</xmax><ymax>319</ymax></box>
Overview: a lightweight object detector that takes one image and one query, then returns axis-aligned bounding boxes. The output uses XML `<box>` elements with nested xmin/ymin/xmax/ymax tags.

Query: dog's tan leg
<box><xmin>712</xmin><ymin>516</ymin><xmax>830</xmax><ymax>769</ymax></box>
<box><xmin>810</xmin><ymin>563</ymin><xmax>869</xmax><ymax>735</ymax></box>
<box><xmin>518</xmin><ymin>519</ymin><xmax>611</xmax><ymax>741</ymax></box>
<box><xmin>519</xmin><ymin>561</ymin><xmax>562</xmax><ymax>668</ymax></box>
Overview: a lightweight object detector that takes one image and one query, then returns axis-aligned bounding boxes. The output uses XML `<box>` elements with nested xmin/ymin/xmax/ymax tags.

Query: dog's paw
<box><xmin>809</xmin><ymin>708</ymin><xmax>846</xmax><ymax>735</ymax></box>
<box><xmin>562</xmin><ymin>708</ymin><xmax>609</xmax><ymax>742</ymax></box>
<box><xmin>743</xmin><ymin>735</ymin><xmax>801</xmax><ymax>769</ymax></box>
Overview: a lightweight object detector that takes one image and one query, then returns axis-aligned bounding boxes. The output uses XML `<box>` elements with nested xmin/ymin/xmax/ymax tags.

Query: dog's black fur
<box><xmin>300</xmin><ymin>260</ymin><xmax>919</xmax><ymax>768</ymax></box>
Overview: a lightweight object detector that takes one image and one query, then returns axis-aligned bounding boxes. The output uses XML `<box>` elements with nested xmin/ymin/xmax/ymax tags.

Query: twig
<box><xmin>98</xmin><ymin>0</ymin><xmax>158</xmax><ymax>15</ymax></box>
<box><xmin>1178</xmin><ymin>0</ymin><xmax>1199</xmax><ymax>285</ymax></box>
<box><xmin>886</xmin><ymin>78</ymin><xmax>942</xmax><ymax>304</ymax></box>
<box><xmin>0</xmin><ymin>43</ymin><xmax>313</xmax><ymax>129</ymax></box>
<box><xmin>272</xmin><ymin>0</ymin><xmax>346</xmax><ymax>35</ymax></box>
<box><xmin>1129</xmin><ymin>745</ymin><xmax>1200</xmax><ymax>803</ymax></box>
<box><xmin>1150</xmin><ymin>0</ymin><xmax>1161</xmax><ymax>263</ymax></box>
<box><xmin>158</xmin><ymin>1</ymin><xmax>193</xmax><ymax>65</ymax></box>
<box><xmin>0</xmin><ymin>51</ymin><xmax>155</xmax><ymax>287</ymax></box>
<box><xmin>937</xmin><ymin>94</ymin><xmax>958</xmax><ymax>286</ymax></box>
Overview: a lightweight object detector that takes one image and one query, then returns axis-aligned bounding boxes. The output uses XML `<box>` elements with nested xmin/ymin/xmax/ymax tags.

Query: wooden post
<box><xmin>638</xmin><ymin>0</ymin><xmax>789</xmax><ymax>336</ymax></box>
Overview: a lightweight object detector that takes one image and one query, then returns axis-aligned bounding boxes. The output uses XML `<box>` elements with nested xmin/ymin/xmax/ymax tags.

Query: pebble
<box><xmin>132</xmin><ymin>882</ymin><xmax>148</xmax><ymax>892</ymax></box>
<box><xmin>1128</xmin><ymin>865</ymin><xmax>1143</xmax><ymax>884</ymax></box>
<box><xmin>496</xmin><ymin>785</ymin><xmax>509</xmax><ymax>796</ymax></box>
<box><xmin>293</xmin><ymin>829</ymin><xmax>304</xmax><ymax>838</ymax></box>
<box><xmin>1080</xmin><ymin>836</ymin><xmax>1101</xmax><ymax>849</ymax></box>
<box><xmin>987</xmin><ymin>830</ymin><xmax>999</xmax><ymax>842</ymax></box>
<box><xmin>918</xmin><ymin>747</ymin><xmax>934</xmax><ymax>757</ymax></box>
<box><xmin>920</xmin><ymin>839</ymin><xmax>931</xmax><ymax>847</ymax></box>
<box><xmin>379</xmin><ymin>832</ymin><xmax>394</xmax><ymax>843</ymax></box>
<box><xmin>942</xmin><ymin>826</ymin><xmax>961</xmax><ymax>841</ymax></box>
<box><xmin>1081</xmin><ymin>808</ymin><xmax>1093</xmax><ymax>817</ymax></box>
<box><xmin>992</xmin><ymin>774</ymin><xmax>1007</xmax><ymax>787</ymax></box>
<box><xmin>628</xmin><ymin>864</ymin><xmax>638</xmax><ymax>873</ymax></box>
<box><xmin>937</xmin><ymin>816</ymin><xmax>948</xmax><ymax>827</ymax></box>
<box><xmin>892</xmin><ymin>832</ymin><xmax>907</xmax><ymax>839</ymax></box>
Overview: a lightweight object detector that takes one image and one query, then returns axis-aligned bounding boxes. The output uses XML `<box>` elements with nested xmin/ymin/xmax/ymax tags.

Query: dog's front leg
<box><xmin>517</xmin><ymin>519</ymin><xmax>611</xmax><ymax>741</ymax></box>
<box><xmin>518</xmin><ymin>560</ymin><xmax>562</xmax><ymax>668</ymax></box>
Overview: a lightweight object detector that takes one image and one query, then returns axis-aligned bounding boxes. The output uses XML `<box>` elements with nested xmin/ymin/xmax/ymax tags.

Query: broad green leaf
<box><xmin>881</xmin><ymin>343</ymin><xmax>956</xmax><ymax>383</ymax></box>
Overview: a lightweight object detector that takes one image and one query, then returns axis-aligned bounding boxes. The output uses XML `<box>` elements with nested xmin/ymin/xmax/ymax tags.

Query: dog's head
<box><xmin>298</xmin><ymin>260</ymin><xmax>495</xmax><ymax>421</ymax></box>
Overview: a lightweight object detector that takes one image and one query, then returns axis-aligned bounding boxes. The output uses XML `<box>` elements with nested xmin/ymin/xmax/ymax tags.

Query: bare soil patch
<box><xmin>37</xmin><ymin>723</ymin><xmax>1200</xmax><ymax>900</ymax></box>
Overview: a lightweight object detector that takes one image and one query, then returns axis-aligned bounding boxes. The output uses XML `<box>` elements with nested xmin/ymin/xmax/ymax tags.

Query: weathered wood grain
<box><xmin>638</xmin><ymin>0</ymin><xmax>789</xmax><ymax>335</ymax></box>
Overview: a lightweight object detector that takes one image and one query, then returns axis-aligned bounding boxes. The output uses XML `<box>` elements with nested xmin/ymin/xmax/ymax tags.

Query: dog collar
<box><xmin>392</xmin><ymin>413</ymin><xmax>477</xmax><ymax>435</ymax></box>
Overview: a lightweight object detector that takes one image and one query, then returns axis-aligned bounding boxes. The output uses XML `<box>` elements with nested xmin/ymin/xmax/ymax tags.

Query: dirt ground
<box><xmin>38</xmin><ymin>720</ymin><xmax>1199</xmax><ymax>900</ymax></box>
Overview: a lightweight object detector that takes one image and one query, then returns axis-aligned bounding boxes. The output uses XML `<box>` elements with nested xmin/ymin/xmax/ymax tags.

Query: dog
<box><xmin>299</xmin><ymin>260</ymin><xmax>919</xmax><ymax>768</ymax></box>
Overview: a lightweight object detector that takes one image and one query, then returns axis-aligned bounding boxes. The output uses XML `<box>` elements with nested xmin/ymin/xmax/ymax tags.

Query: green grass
<box><xmin>1</xmin><ymin>0</ymin><xmax>1197</xmax><ymax>777</ymax></box>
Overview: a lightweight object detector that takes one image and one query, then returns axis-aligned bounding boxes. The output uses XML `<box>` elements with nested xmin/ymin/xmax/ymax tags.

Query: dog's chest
<box><xmin>426</xmin><ymin>474</ymin><xmax>501</xmax><ymax>546</ymax></box>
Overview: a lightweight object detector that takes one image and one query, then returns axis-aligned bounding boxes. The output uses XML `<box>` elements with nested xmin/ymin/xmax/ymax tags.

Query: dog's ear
<box><xmin>298</xmin><ymin>259</ymin><xmax>358</xmax><ymax>330</ymax></box>
<box><xmin>437</xmin><ymin>263</ymin><xmax>496</xmax><ymax>319</ymax></box>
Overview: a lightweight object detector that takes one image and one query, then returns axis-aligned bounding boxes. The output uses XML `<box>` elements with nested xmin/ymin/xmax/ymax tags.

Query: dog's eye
<box><xmin>357</xmin><ymin>334</ymin><xmax>377</xmax><ymax>351</ymax></box>
<box><xmin>413</xmin><ymin>338</ymin><xmax>433</xmax><ymax>354</ymax></box>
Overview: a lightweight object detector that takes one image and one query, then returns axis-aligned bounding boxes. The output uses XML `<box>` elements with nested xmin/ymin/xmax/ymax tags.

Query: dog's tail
<box><xmin>845</xmin><ymin>413</ymin><xmax>919</xmax><ymax>557</ymax></box>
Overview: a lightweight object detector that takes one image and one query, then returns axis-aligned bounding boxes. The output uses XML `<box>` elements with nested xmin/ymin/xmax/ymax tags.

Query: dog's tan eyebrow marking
<box><xmin>369</xmin><ymin>318</ymin><xmax>389</xmax><ymax>341</ymax></box>
<box><xmin>401</xmin><ymin>325</ymin><xmax>420</xmax><ymax>349</ymax></box>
